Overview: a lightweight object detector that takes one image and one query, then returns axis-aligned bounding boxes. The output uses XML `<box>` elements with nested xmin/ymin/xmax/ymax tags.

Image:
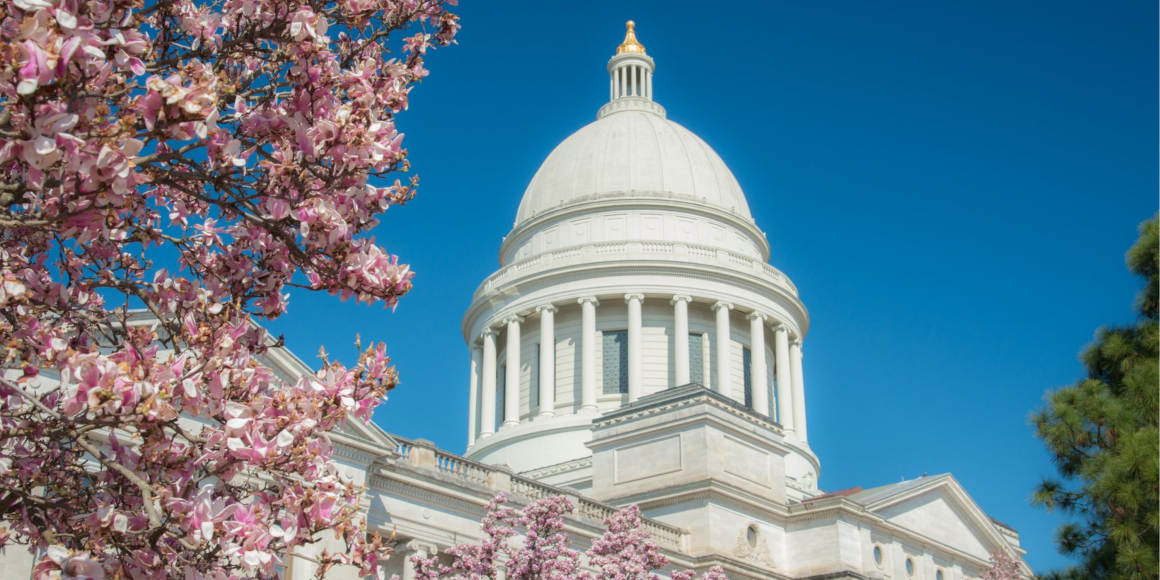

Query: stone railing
<box><xmin>392</xmin><ymin>437</ymin><xmax>685</xmax><ymax>549</ymax></box>
<box><xmin>474</xmin><ymin>241</ymin><xmax>798</xmax><ymax>300</ymax></box>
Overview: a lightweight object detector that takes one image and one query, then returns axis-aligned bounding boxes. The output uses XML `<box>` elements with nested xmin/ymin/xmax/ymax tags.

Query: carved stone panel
<box><xmin>733</xmin><ymin>522</ymin><xmax>775</xmax><ymax>567</ymax></box>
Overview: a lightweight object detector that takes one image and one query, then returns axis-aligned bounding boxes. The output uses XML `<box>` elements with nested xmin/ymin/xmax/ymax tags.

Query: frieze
<box><xmin>369</xmin><ymin>475</ymin><xmax>489</xmax><ymax>519</ymax></box>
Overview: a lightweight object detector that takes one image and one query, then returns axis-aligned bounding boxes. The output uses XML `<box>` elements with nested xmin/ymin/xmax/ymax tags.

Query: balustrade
<box><xmin>392</xmin><ymin>436</ymin><xmax>685</xmax><ymax>549</ymax></box>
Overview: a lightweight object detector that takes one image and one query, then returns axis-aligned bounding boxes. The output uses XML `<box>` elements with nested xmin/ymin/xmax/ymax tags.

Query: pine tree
<box><xmin>1031</xmin><ymin>215</ymin><xmax>1159</xmax><ymax>580</ymax></box>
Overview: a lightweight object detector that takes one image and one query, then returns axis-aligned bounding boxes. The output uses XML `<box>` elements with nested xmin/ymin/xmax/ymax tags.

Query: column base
<box><xmin>534</xmin><ymin>411</ymin><xmax>556</xmax><ymax>421</ymax></box>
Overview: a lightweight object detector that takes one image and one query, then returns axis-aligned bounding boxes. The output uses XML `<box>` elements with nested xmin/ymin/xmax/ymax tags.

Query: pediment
<box><xmin>857</xmin><ymin>475</ymin><xmax>1032</xmax><ymax>576</ymax></box>
<box><xmin>333</xmin><ymin>415</ymin><xmax>398</xmax><ymax>450</ymax></box>
<box><xmin>875</xmin><ymin>487</ymin><xmax>993</xmax><ymax>560</ymax></box>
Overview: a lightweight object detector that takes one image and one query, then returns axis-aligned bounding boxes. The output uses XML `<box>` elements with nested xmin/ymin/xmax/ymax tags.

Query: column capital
<box><xmin>791</xmin><ymin>337</ymin><xmax>803</xmax><ymax>348</ymax></box>
<box><xmin>503</xmin><ymin>315</ymin><xmax>525</xmax><ymax>325</ymax></box>
<box><xmin>670</xmin><ymin>295</ymin><xmax>692</xmax><ymax>305</ymax></box>
<box><xmin>772</xmin><ymin>323</ymin><xmax>790</xmax><ymax>334</ymax></box>
<box><xmin>480</xmin><ymin>327</ymin><xmax>499</xmax><ymax>339</ymax></box>
<box><xmin>624</xmin><ymin>293</ymin><xmax>645</xmax><ymax>303</ymax></box>
<box><xmin>746</xmin><ymin>311</ymin><xmax>767</xmax><ymax>322</ymax></box>
<box><xmin>536</xmin><ymin>304</ymin><xmax>558</xmax><ymax>314</ymax></box>
<box><xmin>577</xmin><ymin>296</ymin><xmax>600</xmax><ymax>307</ymax></box>
<box><xmin>401</xmin><ymin>539</ymin><xmax>438</xmax><ymax>554</ymax></box>
<box><xmin>712</xmin><ymin>301</ymin><xmax>734</xmax><ymax>312</ymax></box>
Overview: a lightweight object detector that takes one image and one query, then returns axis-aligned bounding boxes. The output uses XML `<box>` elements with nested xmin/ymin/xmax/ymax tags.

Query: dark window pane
<box><xmin>532</xmin><ymin>345</ymin><xmax>540</xmax><ymax>408</ymax></box>
<box><xmin>689</xmin><ymin>333</ymin><xmax>704</xmax><ymax>386</ymax></box>
<box><xmin>743</xmin><ymin>347</ymin><xmax>753</xmax><ymax>408</ymax></box>
<box><xmin>602</xmin><ymin>330</ymin><xmax>628</xmax><ymax>394</ymax></box>
<box><xmin>497</xmin><ymin>363</ymin><xmax>506</xmax><ymax>423</ymax></box>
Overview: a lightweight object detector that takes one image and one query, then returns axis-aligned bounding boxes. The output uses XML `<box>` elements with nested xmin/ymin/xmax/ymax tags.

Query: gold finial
<box><xmin>617</xmin><ymin>20</ymin><xmax>646</xmax><ymax>54</ymax></box>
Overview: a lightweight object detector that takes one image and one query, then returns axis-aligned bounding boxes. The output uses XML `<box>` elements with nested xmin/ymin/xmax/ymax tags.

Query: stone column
<box><xmin>773</xmin><ymin>324</ymin><xmax>795</xmax><ymax>433</ymax></box>
<box><xmin>468</xmin><ymin>345</ymin><xmax>481</xmax><ymax>446</ymax></box>
<box><xmin>791</xmin><ymin>337</ymin><xmax>807</xmax><ymax>442</ymax></box>
<box><xmin>400</xmin><ymin>541</ymin><xmax>433</xmax><ymax>580</ymax></box>
<box><xmin>671</xmin><ymin>295</ymin><xmax>691</xmax><ymax>386</ymax></box>
<box><xmin>479</xmin><ymin>329</ymin><xmax>497</xmax><ymax>437</ymax></box>
<box><xmin>712</xmin><ymin>302</ymin><xmax>734</xmax><ymax>395</ymax></box>
<box><xmin>625</xmin><ymin>294</ymin><xmax>644</xmax><ymax>402</ymax></box>
<box><xmin>503</xmin><ymin>316</ymin><xmax>523</xmax><ymax>428</ymax></box>
<box><xmin>537</xmin><ymin>305</ymin><xmax>557</xmax><ymax>418</ymax></box>
<box><xmin>578</xmin><ymin>297</ymin><xmax>600</xmax><ymax>411</ymax></box>
<box><xmin>748</xmin><ymin>312</ymin><xmax>769</xmax><ymax>416</ymax></box>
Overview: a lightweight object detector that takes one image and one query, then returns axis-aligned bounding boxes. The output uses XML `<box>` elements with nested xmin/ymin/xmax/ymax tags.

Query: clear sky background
<box><xmin>263</xmin><ymin>1</ymin><xmax>1157</xmax><ymax>574</ymax></box>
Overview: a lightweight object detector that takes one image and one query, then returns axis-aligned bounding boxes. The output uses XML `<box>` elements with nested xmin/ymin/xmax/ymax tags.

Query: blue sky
<box><xmin>264</xmin><ymin>1</ymin><xmax>1157</xmax><ymax>574</ymax></box>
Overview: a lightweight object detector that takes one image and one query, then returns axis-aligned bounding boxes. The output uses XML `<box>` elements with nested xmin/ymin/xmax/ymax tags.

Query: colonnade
<box><xmin>611</xmin><ymin>62</ymin><xmax>652</xmax><ymax>101</ymax></box>
<box><xmin>468</xmin><ymin>295</ymin><xmax>807</xmax><ymax>446</ymax></box>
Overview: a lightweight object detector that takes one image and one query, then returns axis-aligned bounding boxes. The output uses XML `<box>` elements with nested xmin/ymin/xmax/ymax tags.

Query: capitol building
<box><xmin>0</xmin><ymin>21</ymin><xmax>1031</xmax><ymax>580</ymax></box>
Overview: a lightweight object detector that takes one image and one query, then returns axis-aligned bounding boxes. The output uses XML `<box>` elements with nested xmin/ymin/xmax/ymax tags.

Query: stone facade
<box><xmin>0</xmin><ymin>21</ymin><xmax>1033</xmax><ymax>580</ymax></box>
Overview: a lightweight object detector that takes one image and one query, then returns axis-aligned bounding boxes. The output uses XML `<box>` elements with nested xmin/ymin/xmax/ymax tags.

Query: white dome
<box><xmin>464</xmin><ymin>24</ymin><xmax>816</xmax><ymax>492</ymax></box>
<box><xmin>514</xmin><ymin>109</ymin><xmax>752</xmax><ymax>227</ymax></box>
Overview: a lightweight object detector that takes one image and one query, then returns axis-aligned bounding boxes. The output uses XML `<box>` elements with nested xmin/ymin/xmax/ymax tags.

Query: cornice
<box><xmin>369</xmin><ymin>473</ymin><xmax>491</xmax><ymax>519</ymax></box>
<box><xmin>593</xmin><ymin>384</ymin><xmax>782</xmax><ymax>434</ymax></box>
<box><xmin>333</xmin><ymin>441</ymin><xmax>385</xmax><ymax>465</ymax></box>
<box><xmin>482</xmin><ymin>242</ymin><xmax>792</xmax><ymax>303</ymax></box>
<box><xmin>463</xmin><ymin>262</ymin><xmax>809</xmax><ymax>343</ymax></box>
<box><xmin>502</xmin><ymin>194</ymin><xmax>770</xmax><ymax>262</ymax></box>
<box><xmin>597</xmin><ymin>97</ymin><xmax>667</xmax><ymax>120</ymax></box>
<box><xmin>520</xmin><ymin>457</ymin><xmax>593</xmax><ymax>479</ymax></box>
<box><xmin>620</xmin><ymin>479</ymin><xmax>793</xmax><ymax>522</ymax></box>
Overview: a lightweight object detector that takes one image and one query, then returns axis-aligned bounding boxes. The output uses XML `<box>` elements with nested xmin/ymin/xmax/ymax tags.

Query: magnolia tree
<box><xmin>980</xmin><ymin>551</ymin><xmax>1023</xmax><ymax>580</ymax></box>
<box><xmin>0</xmin><ymin>0</ymin><xmax>459</xmax><ymax>575</ymax></box>
<box><xmin>413</xmin><ymin>494</ymin><xmax>729</xmax><ymax>580</ymax></box>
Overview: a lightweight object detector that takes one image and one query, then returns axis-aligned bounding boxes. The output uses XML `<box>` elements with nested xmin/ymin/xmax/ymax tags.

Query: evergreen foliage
<box><xmin>1031</xmin><ymin>215</ymin><xmax>1159</xmax><ymax>580</ymax></box>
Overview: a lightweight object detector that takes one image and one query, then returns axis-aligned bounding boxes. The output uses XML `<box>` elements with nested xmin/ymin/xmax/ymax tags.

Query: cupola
<box><xmin>607</xmin><ymin>21</ymin><xmax>656</xmax><ymax>103</ymax></box>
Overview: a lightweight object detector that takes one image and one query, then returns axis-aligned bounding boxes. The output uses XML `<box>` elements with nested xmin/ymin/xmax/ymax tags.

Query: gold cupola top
<box><xmin>605</xmin><ymin>20</ymin><xmax>658</xmax><ymax>109</ymax></box>
<box><xmin>616</xmin><ymin>20</ymin><xmax>646</xmax><ymax>54</ymax></box>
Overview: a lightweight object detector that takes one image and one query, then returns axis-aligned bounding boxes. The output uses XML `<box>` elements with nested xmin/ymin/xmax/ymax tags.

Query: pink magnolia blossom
<box><xmin>414</xmin><ymin>495</ymin><xmax>730</xmax><ymax>580</ymax></box>
<box><xmin>980</xmin><ymin>551</ymin><xmax>1023</xmax><ymax>580</ymax></box>
<box><xmin>0</xmin><ymin>0</ymin><xmax>459</xmax><ymax>576</ymax></box>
